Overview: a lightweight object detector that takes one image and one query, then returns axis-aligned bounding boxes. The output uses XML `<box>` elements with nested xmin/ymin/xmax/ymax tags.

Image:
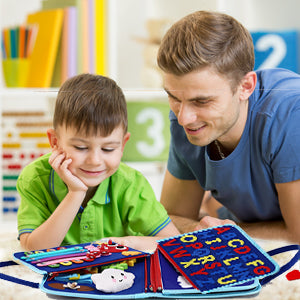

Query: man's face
<box><xmin>163</xmin><ymin>67</ymin><xmax>245</xmax><ymax>147</ymax></box>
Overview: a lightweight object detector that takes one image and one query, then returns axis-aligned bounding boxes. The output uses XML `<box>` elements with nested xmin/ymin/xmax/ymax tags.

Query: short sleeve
<box><xmin>269</xmin><ymin>107</ymin><xmax>300</xmax><ymax>183</ymax></box>
<box><xmin>167</xmin><ymin>113</ymin><xmax>197</xmax><ymax>180</ymax></box>
<box><xmin>17</xmin><ymin>173</ymin><xmax>52</xmax><ymax>237</ymax></box>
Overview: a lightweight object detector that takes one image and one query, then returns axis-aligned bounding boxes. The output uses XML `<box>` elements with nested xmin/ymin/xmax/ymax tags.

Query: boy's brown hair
<box><xmin>157</xmin><ymin>10</ymin><xmax>255</xmax><ymax>92</ymax></box>
<box><xmin>53</xmin><ymin>74</ymin><xmax>127</xmax><ymax>136</ymax></box>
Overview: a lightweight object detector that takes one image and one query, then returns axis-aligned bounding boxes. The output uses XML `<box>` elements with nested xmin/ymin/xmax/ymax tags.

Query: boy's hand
<box><xmin>49</xmin><ymin>147</ymin><xmax>88</xmax><ymax>192</ymax></box>
<box><xmin>110</xmin><ymin>236</ymin><xmax>158</xmax><ymax>252</ymax></box>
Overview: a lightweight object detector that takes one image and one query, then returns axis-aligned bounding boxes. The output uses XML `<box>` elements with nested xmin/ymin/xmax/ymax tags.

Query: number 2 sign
<box><xmin>251</xmin><ymin>30</ymin><xmax>299</xmax><ymax>72</ymax></box>
<box><xmin>122</xmin><ymin>100</ymin><xmax>170</xmax><ymax>162</ymax></box>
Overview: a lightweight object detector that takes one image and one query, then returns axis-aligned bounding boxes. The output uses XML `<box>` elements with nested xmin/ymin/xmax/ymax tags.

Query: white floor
<box><xmin>0</xmin><ymin>216</ymin><xmax>18</xmax><ymax>233</ymax></box>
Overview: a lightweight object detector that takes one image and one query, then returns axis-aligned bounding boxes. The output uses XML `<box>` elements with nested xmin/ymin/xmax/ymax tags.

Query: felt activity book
<box><xmin>6</xmin><ymin>225</ymin><xmax>300</xmax><ymax>299</ymax></box>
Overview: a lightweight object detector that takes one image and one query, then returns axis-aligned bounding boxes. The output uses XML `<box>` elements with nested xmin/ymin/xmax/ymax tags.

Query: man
<box><xmin>157</xmin><ymin>10</ymin><xmax>300</xmax><ymax>243</ymax></box>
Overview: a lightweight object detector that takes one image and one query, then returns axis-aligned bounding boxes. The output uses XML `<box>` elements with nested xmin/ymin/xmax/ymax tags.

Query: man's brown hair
<box><xmin>53</xmin><ymin>74</ymin><xmax>127</xmax><ymax>136</ymax></box>
<box><xmin>157</xmin><ymin>10</ymin><xmax>255</xmax><ymax>92</ymax></box>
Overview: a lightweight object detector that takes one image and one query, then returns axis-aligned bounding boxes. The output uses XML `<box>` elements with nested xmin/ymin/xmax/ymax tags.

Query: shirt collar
<box><xmin>50</xmin><ymin>169</ymin><xmax>111</xmax><ymax>205</ymax></box>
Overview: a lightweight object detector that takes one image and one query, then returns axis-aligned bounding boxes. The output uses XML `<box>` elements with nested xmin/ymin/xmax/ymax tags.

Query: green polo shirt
<box><xmin>17</xmin><ymin>153</ymin><xmax>170</xmax><ymax>245</ymax></box>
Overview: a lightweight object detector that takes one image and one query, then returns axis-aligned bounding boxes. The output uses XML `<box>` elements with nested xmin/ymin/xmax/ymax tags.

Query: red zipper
<box><xmin>149</xmin><ymin>250</ymin><xmax>162</xmax><ymax>293</ymax></box>
<box><xmin>47</xmin><ymin>262</ymin><xmax>100</xmax><ymax>281</ymax></box>
<box><xmin>144</xmin><ymin>258</ymin><xmax>148</xmax><ymax>292</ymax></box>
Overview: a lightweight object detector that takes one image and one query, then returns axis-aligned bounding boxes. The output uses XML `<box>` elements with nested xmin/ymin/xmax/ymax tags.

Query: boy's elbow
<box><xmin>156</xmin><ymin>221</ymin><xmax>180</xmax><ymax>237</ymax></box>
<box><xmin>19</xmin><ymin>233</ymin><xmax>34</xmax><ymax>251</ymax></box>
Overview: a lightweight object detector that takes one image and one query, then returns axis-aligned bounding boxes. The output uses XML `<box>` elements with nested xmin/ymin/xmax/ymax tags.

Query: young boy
<box><xmin>17</xmin><ymin>74</ymin><xmax>179</xmax><ymax>251</ymax></box>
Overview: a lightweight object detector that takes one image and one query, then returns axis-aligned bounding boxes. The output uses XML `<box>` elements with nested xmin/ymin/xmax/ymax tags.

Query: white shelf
<box><xmin>0</xmin><ymin>88</ymin><xmax>59</xmax><ymax>97</ymax></box>
<box><xmin>0</xmin><ymin>87</ymin><xmax>167</xmax><ymax>100</ymax></box>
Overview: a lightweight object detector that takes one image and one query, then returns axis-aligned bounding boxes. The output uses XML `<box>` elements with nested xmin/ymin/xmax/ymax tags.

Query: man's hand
<box><xmin>194</xmin><ymin>215</ymin><xmax>236</xmax><ymax>231</ymax></box>
<box><xmin>49</xmin><ymin>147</ymin><xmax>88</xmax><ymax>192</ymax></box>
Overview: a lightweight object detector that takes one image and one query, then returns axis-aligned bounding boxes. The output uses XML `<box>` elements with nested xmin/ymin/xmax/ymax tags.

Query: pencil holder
<box><xmin>2</xmin><ymin>58</ymin><xmax>29</xmax><ymax>87</ymax></box>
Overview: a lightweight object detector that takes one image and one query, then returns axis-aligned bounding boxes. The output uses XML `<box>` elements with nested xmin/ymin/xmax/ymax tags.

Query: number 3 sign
<box><xmin>122</xmin><ymin>101</ymin><xmax>170</xmax><ymax>162</ymax></box>
<box><xmin>251</xmin><ymin>30</ymin><xmax>299</xmax><ymax>72</ymax></box>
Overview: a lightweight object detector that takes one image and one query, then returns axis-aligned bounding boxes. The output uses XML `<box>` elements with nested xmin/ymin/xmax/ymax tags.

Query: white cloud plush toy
<box><xmin>91</xmin><ymin>268</ymin><xmax>135</xmax><ymax>293</ymax></box>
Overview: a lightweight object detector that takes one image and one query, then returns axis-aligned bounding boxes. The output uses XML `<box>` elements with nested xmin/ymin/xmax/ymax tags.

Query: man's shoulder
<box><xmin>255</xmin><ymin>68</ymin><xmax>300</xmax><ymax>82</ymax></box>
<box><xmin>255</xmin><ymin>68</ymin><xmax>300</xmax><ymax>99</ymax></box>
<box><xmin>252</xmin><ymin>68</ymin><xmax>300</xmax><ymax>115</ymax></box>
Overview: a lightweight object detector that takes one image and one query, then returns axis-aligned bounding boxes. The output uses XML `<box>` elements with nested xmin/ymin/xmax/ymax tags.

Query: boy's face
<box><xmin>49</xmin><ymin>125</ymin><xmax>130</xmax><ymax>187</ymax></box>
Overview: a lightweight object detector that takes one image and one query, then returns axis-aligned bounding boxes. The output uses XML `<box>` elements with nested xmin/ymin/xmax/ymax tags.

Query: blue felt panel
<box><xmin>157</xmin><ymin>225</ymin><xmax>279</xmax><ymax>293</ymax></box>
<box><xmin>13</xmin><ymin>241</ymin><xmax>149</xmax><ymax>275</ymax></box>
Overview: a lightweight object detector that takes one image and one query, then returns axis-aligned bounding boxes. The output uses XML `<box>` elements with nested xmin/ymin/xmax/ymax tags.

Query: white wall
<box><xmin>116</xmin><ymin>0</ymin><xmax>300</xmax><ymax>88</ymax></box>
<box><xmin>0</xmin><ymin>0</ymin><xmax>41</xmax><ymax>26</ymax></box>
<box><xmin>218</xmin><ymin>0</ymin><xmax>300</xmax><ymax>30</ymax></box>
<box><xmin>145</xmin><ymin>0</ymin><xmax>219</xmax><ymax>20</ymax></box>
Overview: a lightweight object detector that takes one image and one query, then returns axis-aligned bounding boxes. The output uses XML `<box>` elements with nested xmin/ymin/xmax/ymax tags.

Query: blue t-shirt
<box><xmin>168</xmin><ymin>68</ymin><xmax>300</xmax><ymax>222</ymax></box>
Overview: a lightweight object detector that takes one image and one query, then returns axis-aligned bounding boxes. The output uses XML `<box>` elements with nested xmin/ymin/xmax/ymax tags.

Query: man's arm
<box><xmin>196</xmin><ymin>180</ymin><xmax>300</xmax><ymax>243</ymax></box>
<box><xmin>238</xmin><ymin>180</ymin><xmax>300</xmax><ymax>243</ymax></box>
<box><xmin>160</xmin><ymin>171</ymin><xmax>300</xmax><ymax>243</ymax></box>
<box><xmin>238</xmin><ymin>220</ymin><xmax>292</xmax><ymax>240</ymax></box>
<box><xmin>196</xmin><ymin>215</ymin><xmax>290</xmax><ymax>239</ymax></box>
<box><xmin>275</xmin><ymin>179</ymin><xmax>300</xmax><ymax>243</ymax></box>
<box><xmin>160</xmin><ymin>170</ymin><xmax>205</xmax><ymax>233</ymax></box>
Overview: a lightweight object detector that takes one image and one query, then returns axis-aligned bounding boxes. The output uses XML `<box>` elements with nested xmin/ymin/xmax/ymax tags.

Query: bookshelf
<box><xmin>0</xmin><ymin>0</ymin><xmax>220</xmax><ymax>89</ymax></box>
<box><xmin>2</xmin><ymin>0</ymin><xmax>300</xmax><ymax>88</ymax></box>
<box><xmin>1</xmin><ymin>0</ymin><xmax>300</xmax><ymax>221</ymax></box>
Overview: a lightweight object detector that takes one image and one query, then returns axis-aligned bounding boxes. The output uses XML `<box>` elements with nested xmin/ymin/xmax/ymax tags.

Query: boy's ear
<box><xmin>239</xmin><ymin>71</ymin><xmax>257</xmax><ymax>101</ymax></box>
<box><xmin>121</xmin><ymin>132</ymin><xmax>131</xmax><ymax>152</ymax></box>
<box><xmin>47</xmin><ymin>129</ymin><xmax>59</xmax><ymax>149</ymax></box>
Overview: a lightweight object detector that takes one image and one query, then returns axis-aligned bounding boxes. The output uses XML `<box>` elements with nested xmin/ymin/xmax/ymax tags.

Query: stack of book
<box><xmin>1</xmin><ymin>0</ymin><xmax>107</xmax><ymax>88</ymax></box>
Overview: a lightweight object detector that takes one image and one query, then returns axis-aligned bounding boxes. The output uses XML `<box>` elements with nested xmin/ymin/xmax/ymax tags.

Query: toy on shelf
<box><xmin>2</xmin><ymin>109</ymin><xmax>52</xmax><ymax>215</ymax></box>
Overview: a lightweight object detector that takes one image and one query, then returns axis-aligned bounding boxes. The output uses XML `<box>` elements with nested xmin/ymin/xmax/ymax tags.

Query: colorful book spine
<box><xmin>2</xmin><ymin>0</ymin><xmax>107</xmax><ymax>87</ymax></box>
<box><xmin>95</xmin><ymin>0</ymin><xmax>107</xmax><ymax>75</ymax></box>
<box><xmin>67</xmin><ymin>6</ymin><xmax>78</xmax><ymax>78</ymax></box>
<box><xmin>60</xmin><ymin>6</ymin><xmax>78</xmax><ymax>83</ymax></box>
<box><xmin>76</xmin><ymin>0</ymin><xmax>83</xmax><ymax>74</ymax></box>
<box><xmin>88</xmin><ymin>0</ymin><xmax>95</xmax><ymax>74</ymax></box>
<box><xmin>26</xmin><ymin>9</ymin><xmax>64</xmax><ymax>87</ymax></box>
<box><xmin>82</xmin><ymin>0</ymin><xmax>90</xmax><ymax>73</ymax></box>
